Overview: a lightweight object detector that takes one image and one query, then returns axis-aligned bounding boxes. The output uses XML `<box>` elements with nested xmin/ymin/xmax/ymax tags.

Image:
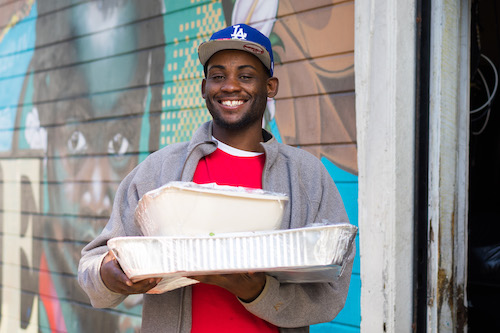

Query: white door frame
<box><xmin>355</xmin><ymin>0</ymin><xmax>470</xmax><ymax>331</ymax></box>
<box><xmin>355</xmin><ymin>0</ymin><xmax>417</xmax><ymax>331</ymax></box>
<box><xmin>427</xmin><ymin>0</ymin><xmax>470</xmax><ymax>331</ymax></box>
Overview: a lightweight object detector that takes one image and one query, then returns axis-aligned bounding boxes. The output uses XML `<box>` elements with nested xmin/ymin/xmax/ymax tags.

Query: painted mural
<box><xmin>0</xmin><ymin>0</ymin><xmax>358</xmax><ymax>332</ymax></box>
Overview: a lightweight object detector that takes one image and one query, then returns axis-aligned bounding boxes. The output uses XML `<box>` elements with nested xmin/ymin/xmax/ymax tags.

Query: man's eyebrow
<box><xmin>237</xmin><ymin>64</ymin><xmax>258</xmax><ymax>71</ymax></box>
<box><xmin>208</xmin><ymin>65</ymin><xmax>225</xmax><ymax>71</ymax></box>
<box><xmin>207</xmin><ymin>64</ymin><xmax>258</xmax><ymax>71</ymax></box>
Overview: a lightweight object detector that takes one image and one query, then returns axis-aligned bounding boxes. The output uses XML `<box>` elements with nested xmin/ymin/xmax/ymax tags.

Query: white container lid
<box><xmin>135</xmin><ymin>182</ymin><xmax>289</xmax><ymax>237</ymax></box>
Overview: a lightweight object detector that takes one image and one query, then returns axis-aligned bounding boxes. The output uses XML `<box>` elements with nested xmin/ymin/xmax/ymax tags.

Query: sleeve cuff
<box><xmin>239</xmin><ymin>274</ymin><xmax>275</xmax><ymax>306</ymax></box>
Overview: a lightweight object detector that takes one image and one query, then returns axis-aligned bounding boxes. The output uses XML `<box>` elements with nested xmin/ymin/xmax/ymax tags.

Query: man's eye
<box><xmin>211</xmin><ymin>75</ymin><xmax>224</xmax><ymax>80</ymax></box>
<box><xmin>67</xmin><ymin>131</ymin><xmax>87</xmax><ymax>154</ymax></box>
<box><xmin>107</xmin><ymin>133</ymin><xmax>129</xmax><ymax>155</ymax></box>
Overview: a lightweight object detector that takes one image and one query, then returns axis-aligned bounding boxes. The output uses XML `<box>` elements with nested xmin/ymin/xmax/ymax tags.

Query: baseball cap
<box><xmin>198</xmin><ymin>23</ymin><xmax>274</xmax><ymax>76</ymax></box>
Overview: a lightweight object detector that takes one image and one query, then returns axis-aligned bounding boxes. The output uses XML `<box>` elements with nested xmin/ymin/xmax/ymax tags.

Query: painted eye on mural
<box><xmin>107</xmin><ymin>133</ymin><xmax>129</xmax><ymax>155</ymax></box>
<box><xmin>67</xmin><ymin>131</ymin><xmax>88</xmax><ymax>154</ymax></box>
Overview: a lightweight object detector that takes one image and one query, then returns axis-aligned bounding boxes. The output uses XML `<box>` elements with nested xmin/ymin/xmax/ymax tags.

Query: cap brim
<box><xmin>198</xmin><ymin>39</ymin><xmax>271</xmax><ymax>72</ymax></box>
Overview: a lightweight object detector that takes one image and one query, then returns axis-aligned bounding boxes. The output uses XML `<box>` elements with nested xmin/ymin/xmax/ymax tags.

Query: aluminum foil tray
<box><xmin>108</xmin><ymin>224</ymin><xmax>357</xmax><ymax>294</ymax></box>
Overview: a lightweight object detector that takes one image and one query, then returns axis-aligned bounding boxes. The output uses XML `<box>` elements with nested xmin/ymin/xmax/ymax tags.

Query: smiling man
<box><xmin>203</xmin><ymin>49</ymin><xmax>276</xmax><ymax>140</ymax></box>
<box><xmin>78</xmin><ymin>24</ymin><xmax>354</xmax><ymax>332</ymax></box>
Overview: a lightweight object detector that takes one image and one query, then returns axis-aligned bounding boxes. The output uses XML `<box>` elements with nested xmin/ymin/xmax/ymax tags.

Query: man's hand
<box><xmin>100</xmin><ymin>250</ymin><xmax>160</xmax><ymax>295</ymax></box>
<box><xmin>191</xmin><ymin>272</ymin><xmax>266</xmax><ymax>302</ymax></box>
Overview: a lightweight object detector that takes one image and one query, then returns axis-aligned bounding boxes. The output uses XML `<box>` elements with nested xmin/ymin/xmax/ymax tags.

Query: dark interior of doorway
<box><xmin>468</xmin><ymin>1</ymin><xmax>500</xmax><ymax>331</ymax></box>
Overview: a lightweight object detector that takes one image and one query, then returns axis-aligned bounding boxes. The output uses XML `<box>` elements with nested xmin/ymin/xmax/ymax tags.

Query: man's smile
<box><xmin>219</xmin><ymin>99</ymin><xmax>247</xmax><ymax>107</ymax></box>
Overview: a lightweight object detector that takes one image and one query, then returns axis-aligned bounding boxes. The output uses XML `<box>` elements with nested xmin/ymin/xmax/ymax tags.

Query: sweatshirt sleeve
<box><xmin>242</xmin><ymin>246</ymin><xmax>355</xmax><ymax>327</ymax></box>
<box><xmin>78</xmin><ymin>166</ymin><xmax>142</xmax><ymax>308</ymax></box>
<box><xmin>243</xmin><ymin>152</ymin><xmax>355</xmax><ymax>327</ymax></box>
<box><xmin>78</xmin><ymin>249</ymin><xmax>128</xmax><ymax>308</ymax></box>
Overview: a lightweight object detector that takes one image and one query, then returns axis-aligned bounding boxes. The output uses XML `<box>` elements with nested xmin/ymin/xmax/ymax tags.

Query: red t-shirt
<box><xmin>191</xmin><ymin>140</ymin><xmax>278</xmax><ymax>332</ymax></box>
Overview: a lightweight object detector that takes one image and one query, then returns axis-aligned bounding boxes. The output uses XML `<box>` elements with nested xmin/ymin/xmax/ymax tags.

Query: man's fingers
<box><xmin>101</xmin><ymin>250</ymin><xmax>162</xmax><ymax>295</ymax></box>
<box><xmin>111</xmin><ymin>258</ymin><xmax>133</xmax><ymax>286</ymax></box>
<box><xmin>123</xmin><ymin>278</ymin><xmax>160</xmax><ymax>294</ymax></box>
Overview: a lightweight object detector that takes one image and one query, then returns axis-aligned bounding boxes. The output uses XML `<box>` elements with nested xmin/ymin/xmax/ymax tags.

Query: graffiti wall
<box><xmin>0</xmin><ymin>0</ymin><xmax>358</xmax><ymax>332</ymax></box>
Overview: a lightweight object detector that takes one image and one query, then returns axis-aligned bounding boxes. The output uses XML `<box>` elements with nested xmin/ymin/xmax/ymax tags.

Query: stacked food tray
<box><xmin>135</xmin><ymin>181</ymin><xmax>289</xmax><ymax>236</ymax></box>
<box><xmin>108</xmin><ymin>224</ymin><xmax>357</xmax><ymax>294</ymax></box>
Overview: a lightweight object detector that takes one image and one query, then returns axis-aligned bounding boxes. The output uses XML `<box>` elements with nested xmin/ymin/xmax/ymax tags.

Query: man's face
<box><xmin>202</xmin><ymin>50</ymin><xmax>278</xmax><ymax>131</ymax></box>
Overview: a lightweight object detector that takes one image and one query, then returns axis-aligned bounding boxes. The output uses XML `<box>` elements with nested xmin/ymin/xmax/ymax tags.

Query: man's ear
<box><xmin>201</xmin><ymin>78</ymin><xmax>207</xmax><ymax>100</ymax></box>
<box><xmin>267</xmin><ymin>77</ymin><xmax>279</xmax><ymax>98</ymax></box>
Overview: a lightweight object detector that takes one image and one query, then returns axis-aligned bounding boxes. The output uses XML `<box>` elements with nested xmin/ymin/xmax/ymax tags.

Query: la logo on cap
<box><xmin>230</xmin><ymin>25</ymin><xmax>247</xmax><ymax>40</ymax></box>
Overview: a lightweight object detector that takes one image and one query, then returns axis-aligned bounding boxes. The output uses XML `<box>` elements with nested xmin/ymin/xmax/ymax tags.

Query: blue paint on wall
<box><xmin>0</xmin><ymin>4</ymin><xmax>37</xmax><ymax>151</ymax></box>
<box><xmin>310</xmin><ymin>157</ymin><xmax>360</xmax><ymax>331</ymax></box>
<box><xmin>320</xmin><ymin>157</ymin><xmax>358</xmax><ymax>227</ymax></box>
<box><xmin>139</xmin><ymin>85</ymin><xmax>152</xmax><ymax>163</ymax></box>
<box><xmin>268</xmin><ymin>118</ymin><xmax>283</xmax><ymax>143</ymax></box>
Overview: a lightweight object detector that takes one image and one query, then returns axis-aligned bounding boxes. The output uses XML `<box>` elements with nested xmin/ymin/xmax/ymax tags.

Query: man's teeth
<box><xmin>221</xmin><ymin>100</ymin><xmax>244</xmax><ymax>107</ymax></box>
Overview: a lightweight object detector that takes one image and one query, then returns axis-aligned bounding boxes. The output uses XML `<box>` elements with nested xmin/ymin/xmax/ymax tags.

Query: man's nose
<box><xmin>221</xmin><ymin>75</ymin><xmax>241</xmax><ymax>92</ymax></box>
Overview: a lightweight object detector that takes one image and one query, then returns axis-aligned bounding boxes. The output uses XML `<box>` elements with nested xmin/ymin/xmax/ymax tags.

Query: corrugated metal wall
<box><xmin>0</xmin><ymin>1</ymin><xmax>358</xmax><ymax>332</ymax></box>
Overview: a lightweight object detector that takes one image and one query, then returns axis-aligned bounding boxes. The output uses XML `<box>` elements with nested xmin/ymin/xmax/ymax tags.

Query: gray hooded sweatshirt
<box><xmin>78</xmin><ymin>121</ymin><xmax>355</xmax><ymax>332</ymax></box>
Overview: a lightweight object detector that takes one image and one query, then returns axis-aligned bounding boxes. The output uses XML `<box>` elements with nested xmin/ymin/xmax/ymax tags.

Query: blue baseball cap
<box><xmin>198</xmin><ymin>24</ymin><xmax>274</xmax><ymax>76</ymax></box>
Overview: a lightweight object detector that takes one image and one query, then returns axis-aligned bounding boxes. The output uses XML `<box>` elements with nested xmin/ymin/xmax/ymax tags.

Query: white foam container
<box><xmin>135</xmin><ymin>182</ymin><xmax>289</xmax><ymax>237</ymax></box>
<box><xmin>108</xmin><ymin>224</ymin><xmax>357</xmax><ymax>294</ymax></box>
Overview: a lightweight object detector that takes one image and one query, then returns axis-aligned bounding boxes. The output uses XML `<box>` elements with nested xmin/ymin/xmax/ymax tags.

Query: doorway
<box><xmin>468</xmin><ymin>0</ymin><xmax>500</xmax><ymax>331</ymax></box>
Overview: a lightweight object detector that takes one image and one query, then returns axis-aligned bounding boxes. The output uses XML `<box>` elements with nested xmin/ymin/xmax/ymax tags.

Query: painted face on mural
<box><xmin>39</xmin><ymin>56</ymin><xmax>150</xmax><ymax>218</ymax></box>
<box><xmin>23</xmin><ymin>0</ymin><xmax>163</xmax><ymax>330</ymax></box>
<box><xmin>201</xmin><ymin>50</ymin><xmax>278</xmax><ymax>132</ymax></box>
<box><xmin>48</xmin><ymin>106</ymin><xmax>141</xmax><ymax>217</ymax></box>
<box><xmin>39</xmin><ymin>0</ymin><xmax>161</xmax><ymax>219</ymax></box>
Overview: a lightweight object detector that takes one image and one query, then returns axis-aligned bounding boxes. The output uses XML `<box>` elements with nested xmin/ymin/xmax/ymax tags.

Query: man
<box><xmin>78</xmin><ymin>24</ymin><xmax>354</xmax><ymax>332</ymax></box>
